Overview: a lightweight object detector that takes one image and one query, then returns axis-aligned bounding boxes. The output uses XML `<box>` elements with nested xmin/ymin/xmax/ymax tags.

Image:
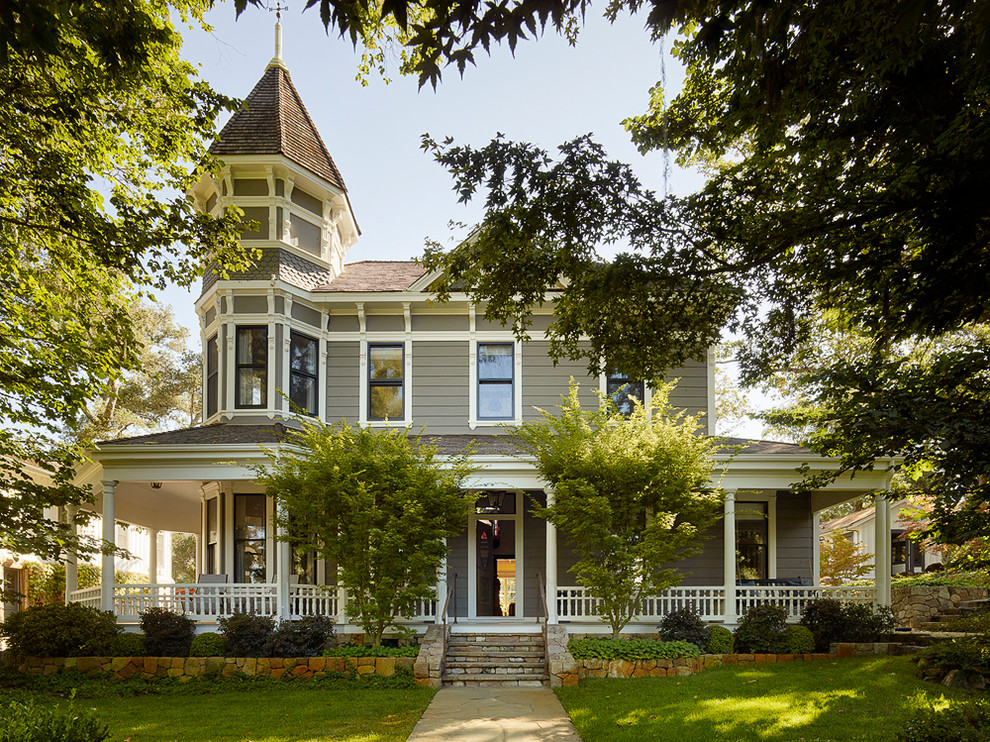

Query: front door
<box><xmin>470</xmin><ymin>491</ymin><xmax>522</xmax><ymax>618</ymax></box>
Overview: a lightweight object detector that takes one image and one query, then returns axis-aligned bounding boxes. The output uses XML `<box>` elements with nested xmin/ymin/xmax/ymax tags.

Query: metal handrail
<box><xmin>537</xmin><ymin>572</ymin><xmax>549</xmax><ymax>624</ymax></box>
<box><xmin>440</xmin><ymin>572</ymin><xmax>457</xmax><ymax>625</ymax></box>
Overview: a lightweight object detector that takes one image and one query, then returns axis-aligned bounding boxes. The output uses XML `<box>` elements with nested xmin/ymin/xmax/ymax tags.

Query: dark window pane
<box><xmin>237</xmin><ymin>369</ymin><xmax>266</xmax><ymax>407</ymax></box>
<box><xmin>607</xmin><ymin>373</ymin><xmax>644</xmax><ymax>415</ymax></box>
<box><xmin>235</xmin><ymin>494</ymin><xmax>266</xmax><ymax>583</ymax></box>
<box><xmin>290</xmin><ymin>375</ymin><xmax>318</xmax><ymax>414</ymax></box>
<box><xmin>207</xmin><ymin>336</ymin><xmax>218</xmax><ymax>375</ymax></box>
<box><xmin>370</xmin><ymin>346</ymin><xmax>403</xmax><ymax>379</ymax></box>
<box><xmin>290</xmin><ymin>333</ymin><xmax>318</xmax><ymax>374</ymax></box>
<box><xmin>370</xmin><ymin>385</ymin><xmax>403</xmax><ymax>419</ymax></box>
<box><xmin>206</xmin><ymin>335</ymin><xmax>219</xmax><ymax>418</ymax></box>
<box><xmin>237</xmin><ymin>327</ymin><xmax>267</xmax><ymax>365</ymax></box>
<box><xmin>479</xmin><ymin>383</ymin><xmax>513</xmax><ymax>419</ymax></box>
<box><xmin>478</xmin><ymin>344</ymin><xmax>513</xmax><ymax>379</ymax></box>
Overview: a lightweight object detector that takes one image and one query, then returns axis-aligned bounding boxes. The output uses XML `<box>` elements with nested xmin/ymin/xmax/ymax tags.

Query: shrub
<box><xmin>785</xmin><ymin>624</ymin><xmax>815</xmax><ymax>654</ymax></box>
<box><xmin>323</xmin><ymin>644</ymin><xmax>420</xmax><ymax>657</ymax></box>
<box><xmin>189</xmin><ymin>632</ymin><xmax>227</xmax><ymax>657</ymax></box>
<box><xmin>898</xmin><ymin>701</ymin><xmax>990</xmax><ymax>742</ymax></box>
<box><xmin>566</xmin><ymin>638</ymin><xmax>701</xmax><ymax>660</ymax></box>
<box><xmin>916</xmin><ymin>637</ymin><xmax>990</xmax><ymax>675</ymax></box>
<box><xmin>799</xmin><ymin>598</ymin><xmax>895</xmax><ymax>652</ymax></box>
<box><xmin>0</xmin><ymin>603</ymin><xmax>119</xmax><ymax>657</ymax></box>
<box><xmin>140</xmin><ymin>608</ymin><xmax>194</xmax><ymax>657</ymax></box>
<box><xmin>268</xmin><ymin>616</ymin><xmax>335</xmax><ymax>657</ymax></box>
<box><xmin>734</xmin><ymin>604</ymin><xmax>788</xmax><ymax>654</ymax></box>
<box><xmin>0</xmin><ymin>699</ymin><xmax>110</xmax><ymax>742</ymax></box>
<box><xmin>704</xmin><ymin>625</ymin><xmax>734</xmax><ymax>654</ymax></box>
<box><xmin>110</xmin><ymin>633</ymin><xmax>146</xmax><ymax>657</ymax></box>
<box><xmin>217</xmin><ymin>612</ymin><xmax>275</xmax><ymax>657</ymax></box>
<box><xmin>658</xmin><ymin>608</ymin><xmax>708</xmax><ymax>650</ymax></box>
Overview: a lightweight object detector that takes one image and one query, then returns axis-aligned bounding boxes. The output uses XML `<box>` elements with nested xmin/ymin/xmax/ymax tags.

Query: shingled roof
<box><xmin>316</xmin><ymin>261</ymin><xmax>428</xmax><ymax>292</ymax></box>
<box><xmin>210</xmin><ymin>65</ymin><xmax>347</xmax><ymax>193</ymax></box>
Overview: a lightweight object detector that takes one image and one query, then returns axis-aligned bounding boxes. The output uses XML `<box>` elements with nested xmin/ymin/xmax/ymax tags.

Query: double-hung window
<box><xmin>234</xmin><ymin>493</ymin><xmax>266</xmax><ymax>583</ymax></box>
<box><xmin>736</xmin><ymin>501</ymin><xmax>769</xmax><ymax>581</ymax></box>
<box><xmin>368</xmin><ymin>344</ymin><xmax>404</xmax><ymax>420</ymax></box>
<box><xmin>206</xmin><ymin>335</ymin><xmax>219</xmax><ymax>418</ymax></box>
<box><xmin>289</xmin><ymin>331</ymin><xmax>319</xmax><ymax>416</ymax></box>
<box><xmin>478</xmin><ymin>343</ymin><xmax>514</xmax><ymax>420</ymax></box>
<box><xmin>607</xmin><ymin>371</ymin><xmax>644</xmax><ymax>416</ymax></box>
<box><xmin>235</xmin><ymin>326</ymin><xmax>267</xmax><ymax>408</ymax></box>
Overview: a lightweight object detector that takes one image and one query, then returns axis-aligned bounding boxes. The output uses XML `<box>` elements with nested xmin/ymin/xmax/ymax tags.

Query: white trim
<box><xmin>706</xmin><ymin>345</ymin><xmax>717</xmax><ymax>436</ymax></box>
<box><xmin>467</xmin><ymin>492</ymin><xmax>524</xmax><ymax>620</ymax></box>
<box><xmin>470</xmin><ymin>339</ymin><xmax>523</xmax><ymax>429</ymax></box>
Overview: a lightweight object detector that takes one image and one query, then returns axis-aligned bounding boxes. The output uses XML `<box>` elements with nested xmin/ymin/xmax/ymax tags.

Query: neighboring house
<box><xmin>62</xmin><ymin>43</ymin><xmax>894</xmax><ymax>634</ymax></box>
<box><xmin>821</xmin><ymin>501</ymin><xmax>940</xmax><ymax>579</ymax></box>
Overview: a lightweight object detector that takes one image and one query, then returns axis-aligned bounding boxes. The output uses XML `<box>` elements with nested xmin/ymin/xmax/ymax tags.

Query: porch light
<box><xmin>478</xmin><ymin>491</ymin><xmax>504</xmax><ymax>514</ymax></box>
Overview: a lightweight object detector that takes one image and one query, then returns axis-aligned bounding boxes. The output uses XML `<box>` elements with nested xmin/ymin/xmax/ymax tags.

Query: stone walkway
<box><xmin>405</xmin><ymin>686</ymin><xmax>583</xmax><ymax>741</ymax></box>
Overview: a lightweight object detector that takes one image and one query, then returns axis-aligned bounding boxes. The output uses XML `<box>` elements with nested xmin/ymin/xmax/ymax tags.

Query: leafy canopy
<box><xmin>0</xmin><ymin>0</ymin><xmax>255</xmax><ymax>559</ymax></box>
<box><xmin>259</xmin><ymin>421</ymin><xmax>475</xmax><ymax>645</ymax></box>
<box><xmin>516</xmin><ymin>382</ymin><xmax>722</xmax><ymax>637</ymax></box>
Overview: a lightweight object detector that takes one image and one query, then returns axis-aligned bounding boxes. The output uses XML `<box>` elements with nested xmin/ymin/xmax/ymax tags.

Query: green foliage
<box><xmin>259</xmin><ymin>420</ymin><xmax>475</xmax><ymax>646</ymax></box>
<box><xmin>935</xmin><ymin>613</ymin><xmax>990</xmax><ymax>634</ymax></box>
<box><xmin>0</xmin><ymin>699</ymin><xmax>109</xmax><ymax>742</ymax></box>
<box><xmin>567</xmin><ymin>638</ymin><xmax>701</xmax><ymax>661</ymax></box>
<box><xmin>323</xmin><ymin>644</ymin><xmax>419</xmax><ymax>657</ymax></box>
<box><xmin>0</xmin><ymin>0</ymin><xmax>255</xmax><ymax>562</ymax></box>
<box><xmin>658</xmin><ymin>608</ymin><xmax>708</xmax><ymax>650</ymax></box>
<box><xmin>892</xmin><ymin>571</ymin><xmax>990</xmax><ymax>588</ymax></box>
<box><xmin>734</xmin><ymin>605</ymin><xmax>788</xmax><ymax>654</ymax></box>
<box><xmin>110</xmin><ymin>633</ymin><xmax>147</xmax><ymax>658</ymax></box>
<box><xmin>799</xmin><ymin>599</ymin><xmax>894</xmax><ymax>652</ymax></box>
<box><xmin>268</xmin><ymin>616</ymin><xmax>335</xmax><ymax>658</ymax></box>
<box><xmin>217</xmin><ymin>612</ymin><xmax>275</xmax><ymax>658</ymax></box>
<box><xmin>22</xmin><ymin>562</ymin><xmax>101</xmax><ymax>606</ymax></box>
<box><xmin>517</xmin><ymin>382</ymin><xmax>722</xmax><ymax>638</ymax></box>
<box><xmin>140</xmin><ymin>608</ymin><xmax>194</xmax><ymax>657</ymax></box>
<box><xmin>189</xmin><ymin>632</ymin><xmax>227</xmax><ymax>658</ymax></box>
<box><xmin>916</xmin><ymin>638</ymin><xmax>990</xmax><ymax>675</ymax></box>
<box><xmin>899</xmin><ymin>701</ymin><xmax>990</xmax><ymax>742</ymax></box>
<box><xmin>0</xmin><ymin>603</ymin><xmax>119</xmax><ymax>657</ymax></box>
<box><xmin>171</xmin><ymin>533</ymin><xmax>198</xmax><ymax>584</ymax></box>
<box><xmin>819</xmin><ymin>532</ymin><xmax>874</xmax><ymax>585</ymax></box>
<box><xmin>785</xmin><ymin>625</ymin><xmax>816</xmax><ymax>655</ymax></box>
<box><xmin>704</xmin><ymin>625</ymin><xmax>734</xmax><ymax>655</ymax></box>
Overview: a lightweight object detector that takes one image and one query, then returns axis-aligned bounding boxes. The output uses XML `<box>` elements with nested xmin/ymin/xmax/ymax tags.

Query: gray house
<box><xmin>64</xmin><ymin>48</ymin><xmax>893</xmax><ymax>637</ymax></box>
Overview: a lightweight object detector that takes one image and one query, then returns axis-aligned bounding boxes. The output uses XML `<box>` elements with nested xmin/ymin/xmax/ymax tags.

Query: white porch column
<box><xmin>545</xmin><ymin>488</ymin><xmax>558</xmax><ymax>624</ymax></box>
<box><xmin>811</xmin><ymin>511</ymin><xmax>821</xmax><ymax>587</ymax></box>
<box><xmin>337</xmin><ymin>584</ymin><xmax>348</xmax><ymax>627</ymax></box>
<box><xmin>723</xmin><ymin>489</ymin><xmax>737</xmax><ymax>624</ymax></box>
<box><xmin>64</xmin><ymin>505</ymin><xmax>78</xmax><ymax>604</ymax></box>
<box><xmin>876</xmin><ymin>495</ymin><xmax>892</xmax><ymax>607</ymax></box>
<box><xmin>276</xmin><ymin>503</ymin><xmax>290</xmax><ymax>619</ymax></box>
<box><xmin>148</xmin><ymin>528</ymin><xmax>159</xmax><ymax>584</ymax></box>
<box><xmin>101</xmin><ymin>480</ymin><xmax>116</xmax><ymax>612</ymax></box>
<box><xmin>435</xmin><ymin>552</ymin><xmax>447</xmax><ymax>624</ymax></box>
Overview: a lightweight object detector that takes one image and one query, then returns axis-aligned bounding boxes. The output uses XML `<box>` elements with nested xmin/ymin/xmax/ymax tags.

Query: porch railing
<box><xmin>556</xmin><ymin>584</ymin><xmax>876</xmax><ymax>623</ymax></box>
<box><xmin>70</xmin><ymin>583</ymin><xmax>436</xmax><ymax>623</ymax></box>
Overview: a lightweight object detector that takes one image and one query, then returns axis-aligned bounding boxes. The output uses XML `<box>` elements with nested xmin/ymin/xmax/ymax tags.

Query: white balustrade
<box><xmin>69</xmin><ymin>586</ymin><xmax>102</xmax><ymax>610</ymax></box>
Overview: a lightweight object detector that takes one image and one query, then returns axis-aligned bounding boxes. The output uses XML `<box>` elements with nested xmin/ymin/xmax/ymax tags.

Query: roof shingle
<box><xmin>316</xmin><ymin>261</ymin><xmax>427</xmax><ymax>292</ymax></box>
<box><xmin>210</xmin><ymin>66</ymin><xmax>347</xmax><ymax>192</ymax></box>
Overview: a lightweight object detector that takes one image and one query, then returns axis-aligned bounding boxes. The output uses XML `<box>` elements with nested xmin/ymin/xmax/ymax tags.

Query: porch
<box><xmin>68</xmin><ymin>581</ymin><xmax>876</xmax><ymax>628</ymax></box>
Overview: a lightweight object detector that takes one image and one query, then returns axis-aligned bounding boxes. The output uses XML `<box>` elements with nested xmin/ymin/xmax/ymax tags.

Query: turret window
<box><xmin>289</xmin><ymin>331</ymin><xmax>319</xmax><ymax>416</ymax></box>
<box><xmin>206</xmin><ymin>335</ymin><xmax>219</xmax><ymax>418</ymax></box>
<box><xmin>236</xmin><ymin>326</ymin><xmax>268</xmax><ymax>408</ymax></box>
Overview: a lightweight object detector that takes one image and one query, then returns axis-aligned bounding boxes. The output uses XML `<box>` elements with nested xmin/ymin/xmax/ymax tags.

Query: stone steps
<box><xmin>443</xmin><ymin>633</ymin><xmax>548</xmax><ymax>687</ymax></box>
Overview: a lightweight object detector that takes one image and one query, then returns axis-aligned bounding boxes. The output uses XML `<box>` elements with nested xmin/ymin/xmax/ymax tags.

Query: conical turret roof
<box><xmin>211</xmin><ymin>65</ymin><xmax>347</xmax><ymax>192</ymax></box>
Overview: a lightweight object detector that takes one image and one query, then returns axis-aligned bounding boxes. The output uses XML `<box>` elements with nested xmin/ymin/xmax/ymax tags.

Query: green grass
<box><xmin>556</xmin><ymin>656</ymin><xmax>974</xmax><ymax>742</ymax></box>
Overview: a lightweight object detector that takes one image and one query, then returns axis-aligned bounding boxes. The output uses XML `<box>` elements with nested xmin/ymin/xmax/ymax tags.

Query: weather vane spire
<box><xmin>268</xmin><ymin>1</ymin><xmax>288</xmax><ymax>70</ymax></box>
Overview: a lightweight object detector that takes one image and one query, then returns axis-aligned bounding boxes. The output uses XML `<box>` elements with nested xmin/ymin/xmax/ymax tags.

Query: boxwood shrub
<box><xmin>268</xmin><ymin>616</ymin><xmax>335</xmax><ymax>657</ymax></box>
<box><xmin>0</xmin><ymin>603</ymin><xmax>119</xmax><ymax>657</ymax></box>
<box><xmin>658</xmin><ymin>608</ymin><xmax>708</xmax><ymax>650</ymax></box>
<box><xmin>140</xmin><ymin>608</ymin><xmax>194</xmax><ymax>657</ymax></box>
<box><xmin>109</xmin><ymin>632</ymin><xmax>146</xmax><ymax>657</ymax></box>
<box><xmin>785</xmin><ymin>624</ymin><xmax>815</xmax><ymax>654</ymax></box>
<box><xmin>189</xmin><ymin>632</ymin><xmax>227</xmax><ymax>657</ymax></box>
<box><xmin>734</xmin><ymin>604</ymin><xmax>788</xmax><ymax>654</ymax></box>
<box><xmin>217</xmin><ymin>612</ymin><xmax>275</xmax><ymax>658</ymax></box>
<box><xmin>567</xmin><ymin>638</ymin><xmax>701</xmax><ymax>660</ymax></box>
<box><xmin>705</xmin><ymin>624</ymin><xmax>734</xmax><ymax>654</ymax></box>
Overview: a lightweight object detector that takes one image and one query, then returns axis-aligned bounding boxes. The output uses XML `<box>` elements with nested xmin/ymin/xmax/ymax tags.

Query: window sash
<box><xmin>289</xmin><ymin>331</ymin><xmax>319</xmax><ymax>416</ymax></box>
<box><xmin>206</xmin><ymin>335</ymin><xmax>219</xmax><ymax>418</ymax></box>
<box><xmin>234</xmin><ymin>494</ymin><xmax>266</xmax><ymax>584</ymax></box>
<box><xmin>235</xmin><ymin>326</ymin><xmax>267</xmax><ymax>408</ymax></box>
<box><xmin>478</xmin><ymin>343</ymin><xmax>514</xmax><ymax>420</ymax></box>
<box><xmin>368</xmin><ymin>344</ymin><xmax>404</xmax><ymax>420</ymax></box>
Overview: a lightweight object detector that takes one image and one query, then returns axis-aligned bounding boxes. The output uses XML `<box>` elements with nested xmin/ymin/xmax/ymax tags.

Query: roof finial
<box><xmin>267</xmin><ymin>1</ymin><xmax>288</xmax><ymax>71</ymax></box>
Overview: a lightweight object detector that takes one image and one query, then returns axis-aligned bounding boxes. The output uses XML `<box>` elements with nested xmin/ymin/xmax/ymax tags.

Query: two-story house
<box><xmin>64</xmin><ymin>42</ymin><xmax>895</xmax><ymax>636</ymax></box>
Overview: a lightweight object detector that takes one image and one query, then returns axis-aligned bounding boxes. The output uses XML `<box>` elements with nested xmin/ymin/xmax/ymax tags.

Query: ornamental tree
<box><xmin>515</xmin><ymin>382</ymin><xmax>722</xmax><ymax>638</ymax></box>
<box><xmin>259</xmin><ymin>421</ymin><xmax>474</xmax><ymax>646</ymax></box>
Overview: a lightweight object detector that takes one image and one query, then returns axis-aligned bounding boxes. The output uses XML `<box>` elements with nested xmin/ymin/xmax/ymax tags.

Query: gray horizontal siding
<box><xmin>776</xmin><ymin>491</ymin><xmax>814</xmax><ymax>582</ymax></box>
<box><xmin>522</xmin><ymin>341</ymin><xmax>598</xmax><ymax>419</ymax></box>
<box><xmin>666</xmin><ymin>359</ymin><xmax>709</xmax><ymax>419</ymax></box>
<box><xmin>411</xmin><ymin>341</ymin><xmax>470</xmax><ymax>434</ymax></box>
<box><xmin>411</xmin><ymin>314</ymin><xmax>468</xmax><ymax>332</ymax></box>
<box><xmin>326</xmin><ymin>341</ymin><xmax>359</xmax><ymax>421</ymax></box>
<box><xmin>523</xmin><ymin>493</ymin><xmax>547</xmax><ymax>619</ymax></box>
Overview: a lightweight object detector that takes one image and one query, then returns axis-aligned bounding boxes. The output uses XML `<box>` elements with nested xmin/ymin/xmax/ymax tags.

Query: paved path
<box><xmin>406</xmin><ymin>686</ymin><xmax>583</xmax><ymax>741</ymax></box>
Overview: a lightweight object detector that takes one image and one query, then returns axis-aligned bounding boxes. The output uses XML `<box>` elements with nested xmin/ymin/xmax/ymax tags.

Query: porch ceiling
<box><xmin>91</xmin><ymin>480</ymin><xmax>202</xmax><ymax>533</ymax></box>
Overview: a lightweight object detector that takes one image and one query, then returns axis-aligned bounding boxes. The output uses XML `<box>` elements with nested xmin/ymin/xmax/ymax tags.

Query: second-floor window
<box><xmin>289</xmin><ymin>331</ymin><xmax>319</xmax><ymax>416</ymax></box>
<box><xmin>478</xmin><ymin>343</ymin><xmax>514</xmax><ymax>420</ymax></box>
<box><xmin>607</xmin><ymin>372</ymin><xmax>644</xmax><ymax>416</ymax></box>
<box><xmin>236</xmin><ymin>326</ymin><xmax>267</xmax><ymax>408</ymax></box>
<box><xmin>369</xmin><ymin>344</ymin><xmax>404</xmax><ymax>420</ymax></box>
<box><xmin>206</xmin><ymin>335</ymin><xmax>219</xmax><ymax>418</ymax></box>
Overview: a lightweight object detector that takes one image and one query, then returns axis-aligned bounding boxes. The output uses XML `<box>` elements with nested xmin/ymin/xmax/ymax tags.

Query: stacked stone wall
<box><xmin>891</xmin><ymin>585</ymin><xmax>988</xmax><ymax>627</ymax></box>
<box><xmin>11</xmin><ymin>655</ymin><xmax>413</xmax><ymax>681</ymax></box>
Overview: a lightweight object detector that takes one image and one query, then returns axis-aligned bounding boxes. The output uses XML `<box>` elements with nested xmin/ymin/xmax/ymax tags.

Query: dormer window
<box><xmin>289</xmin><ymin>331</ymin><xmax>319</xmax><ymax>416</ymax></box>
<box><xmin>607</xmin><ymin>372</ymin><xmax>644</xmax><ymax>416</ymax></box>
<box><xmin>236</xmin><ymin>326</ymin><xmax>268</xmax><ymax>408</ymax></box>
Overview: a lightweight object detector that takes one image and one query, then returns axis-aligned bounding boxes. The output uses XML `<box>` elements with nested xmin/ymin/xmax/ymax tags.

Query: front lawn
<box><xmin>556</xmin><ymin>656</ymin><xmax>974</xmax><ymax>742</ymax></box>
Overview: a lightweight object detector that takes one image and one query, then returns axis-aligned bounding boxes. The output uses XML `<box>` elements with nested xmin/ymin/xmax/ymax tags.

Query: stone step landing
<box><xmin>443</xmin><ymin>633</ymin><xmax>549</xmax><ymax>687</ymax></box>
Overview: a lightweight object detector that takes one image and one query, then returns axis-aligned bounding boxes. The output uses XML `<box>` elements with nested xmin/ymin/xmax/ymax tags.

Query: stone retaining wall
<box><xmin>550</xmin><ymin>652</ymin><xmax>834</xmax><ymax>686</ymax></box>
<box><xmin>12</xmin><ymin>654</ymin><xmax>414</xmax><ymax>681</ymax></box>
<box><xmin>891</xmin><ymin>585</ymin><xmax>988</xmax><ymax>627</ymax></box>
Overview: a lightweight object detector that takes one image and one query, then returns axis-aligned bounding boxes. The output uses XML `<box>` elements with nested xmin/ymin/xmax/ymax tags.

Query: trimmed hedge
<box><xmin>323</xmin><ymin>644</ymin><xmax>419</xmax><ymax>657</ymax></box>
<box><xmin>567</xmin><ymin>638</ymin><xmax>701</xmax><ymax>660</ymax></box>
<box><xmin>109</xmin><ymin>633</ymin><xmax>146</xmax><ymax>658</ymax></box>
<box><xmin>0</xmin><ymin>603</ymin><xmax>119</xmax><ymax>657</ymax></box>
<box><xmin>189</xmin><ymin>632</ymin><xmax>226</xmax><ymax>657</ymax></box>
<box><xmin>705</xmin><ymin>624</ymin><xmax>734</xmax><ymax>654</ymax></box>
